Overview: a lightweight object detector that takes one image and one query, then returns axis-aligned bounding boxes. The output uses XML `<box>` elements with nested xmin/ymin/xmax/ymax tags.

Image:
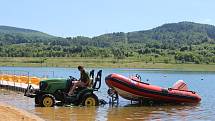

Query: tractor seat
<box><xmin>85</xmin><ymin>78</ymin><xmax>93</xmax><ymax>88</ymax></box>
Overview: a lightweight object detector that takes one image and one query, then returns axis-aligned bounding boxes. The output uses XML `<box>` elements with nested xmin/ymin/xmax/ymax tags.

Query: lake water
<box><xmin>0</xmin><ymin>67</ymin><xmax>215</xmax><ymax>121</ymax></box>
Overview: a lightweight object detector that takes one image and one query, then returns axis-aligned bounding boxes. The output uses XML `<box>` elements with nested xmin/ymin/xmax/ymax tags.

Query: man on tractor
<box><xmin>68</xmin><ymin>66</ymin><xmax>90</xmax><ymax>96</ymax></box>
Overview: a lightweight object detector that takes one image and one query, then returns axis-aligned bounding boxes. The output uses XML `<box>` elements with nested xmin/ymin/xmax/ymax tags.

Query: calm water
<box><xmin>0</xmin><ymin>67</ymin><xmax>215</xmax><ymax>121</ymax></box>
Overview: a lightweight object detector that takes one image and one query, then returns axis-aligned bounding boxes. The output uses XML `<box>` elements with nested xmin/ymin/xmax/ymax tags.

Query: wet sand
<box><xmin>0</xmin><ymin>102</ymin><xmax>44</xmax><ymax>121</ymax></box>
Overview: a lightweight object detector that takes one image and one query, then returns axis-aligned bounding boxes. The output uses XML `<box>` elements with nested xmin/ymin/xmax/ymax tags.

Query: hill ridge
<box><xmin>0</xmin><ymin>21</ymin><xmax>215</xmax><ymax>65</ymax></box>
<box><xmin>0</xmin><ymin>25</ymin><xmax>40</xmax><ymax>33</ymax></box>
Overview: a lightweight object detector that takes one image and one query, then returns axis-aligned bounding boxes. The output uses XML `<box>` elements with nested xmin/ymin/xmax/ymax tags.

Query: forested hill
<box><xmin>0</xmin><ymin>26</ymin><xmax>56</xmax><ymax>44</ymax></box>
<box><xmin>133</xmin><ymin>21</ymin><xmax>215</xmax><ymax>44</ymax></box>
<box><xmin>0</xmin><ymin>22</ymin><xmax>215</xmax><ymax>64</ymax></box>
<box><xmin>91</xmin><ymin>21</ymin><xmax>215</xmax><ymax>47</ymax></box>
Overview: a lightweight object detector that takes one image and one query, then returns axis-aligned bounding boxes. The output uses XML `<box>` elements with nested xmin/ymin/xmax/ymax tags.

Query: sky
<box><xmin>0</xmin><ymin>0</ymin><xmax>214</xmax><ymax>37</ymax></box>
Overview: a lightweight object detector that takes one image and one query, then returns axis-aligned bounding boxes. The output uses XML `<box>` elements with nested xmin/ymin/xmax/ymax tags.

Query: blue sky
<box><xmin>0</xmin><ymin>0</ymin><xmax>214</xmax><ymax>37</ymax></box>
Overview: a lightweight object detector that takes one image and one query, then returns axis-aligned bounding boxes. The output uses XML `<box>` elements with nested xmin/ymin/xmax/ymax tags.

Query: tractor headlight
<box><xmin>39</xmin><ymin>81</ymin><xmax>48</xmax><ymax>90</ymax></box>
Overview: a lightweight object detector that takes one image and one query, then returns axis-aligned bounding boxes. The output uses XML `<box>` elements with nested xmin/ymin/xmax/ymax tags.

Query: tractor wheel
<box><xmin>81</xmin><ymin>93</ymin><xmax>99</xmax><ymax>106</ymax></box>
<box><xmin>40</xmin><ymin>94</ymin><xmax>55</xmax><ymax>107</ymax></box>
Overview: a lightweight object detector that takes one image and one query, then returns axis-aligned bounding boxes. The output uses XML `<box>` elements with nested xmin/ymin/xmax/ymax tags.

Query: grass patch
<box><xmin>0</xmin><ymin>57</ymin><xmax>215</xmax><ymax>71</ymax></box>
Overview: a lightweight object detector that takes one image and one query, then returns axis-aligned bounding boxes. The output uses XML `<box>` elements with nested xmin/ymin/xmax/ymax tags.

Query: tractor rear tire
<box><xmin>81</xmin><ymin>93</ymin><xmax>99</xmax><ymax>106</ymax></box>
<box><xmin>40</xmin><ymin>94</ymin><xmax>55</xmax><ymax>107</ymax></box>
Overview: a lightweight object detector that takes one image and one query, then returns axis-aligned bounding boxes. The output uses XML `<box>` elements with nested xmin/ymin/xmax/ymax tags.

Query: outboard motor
<box><xmin>172</xmin><ymin>80</ymin><xmax>188</xmax><ymax>90</ymax></box>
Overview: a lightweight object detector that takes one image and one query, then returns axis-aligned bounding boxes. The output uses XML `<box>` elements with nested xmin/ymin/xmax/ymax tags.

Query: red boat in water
<box><xmin>105</xmin><ymin>73</ymin><xmax>201</xmax><ymax>103</ymax></box>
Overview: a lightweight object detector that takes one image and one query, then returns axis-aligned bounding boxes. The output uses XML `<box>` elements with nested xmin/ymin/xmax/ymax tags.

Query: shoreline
<box><xmin>0</xmin><ymin>102</ymin><xmax>44</xmax><ymax>121</ymax></box>
<box><xmin>0</xmin><ymin>57</ymin><xmax>215</xmax><ymax>71</ymax></box>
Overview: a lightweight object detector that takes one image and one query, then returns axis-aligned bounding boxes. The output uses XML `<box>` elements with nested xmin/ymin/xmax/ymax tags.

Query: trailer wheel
<box><xmin>81</xmin><ymin>93</ymin><xmax>99</xmax><ymax>106</ymax></box>
<box><xmin>40</xmin><ymin>94</ymin><xmax>55</xmax><ymax>107</ymax></box>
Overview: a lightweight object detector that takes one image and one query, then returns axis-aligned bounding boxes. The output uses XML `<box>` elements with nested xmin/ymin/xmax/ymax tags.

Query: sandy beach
<box><xmin>0</xmin><ymin>102</ymin><xmax>44</xmax><ymax>121</ymax></box>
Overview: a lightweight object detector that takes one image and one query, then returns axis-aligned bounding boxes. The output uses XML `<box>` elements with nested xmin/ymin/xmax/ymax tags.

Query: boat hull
<box><xmin>105</xmin><ymin>73</ymin><xmax>201</xmax><ymax>103</ymax></box>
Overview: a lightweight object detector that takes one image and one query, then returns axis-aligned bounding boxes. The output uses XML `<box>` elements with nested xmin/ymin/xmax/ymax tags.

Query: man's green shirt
<box><xmin>80</xmin><ymin>70</ymin><xmax>90</xmax><ymax>83</ymax></box>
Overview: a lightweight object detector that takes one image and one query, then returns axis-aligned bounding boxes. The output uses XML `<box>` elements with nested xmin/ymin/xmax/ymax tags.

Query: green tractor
<box><xmin>24</xmin><ymin>70</ymin><xmax>102</xmax><ymax>107</ymax></box>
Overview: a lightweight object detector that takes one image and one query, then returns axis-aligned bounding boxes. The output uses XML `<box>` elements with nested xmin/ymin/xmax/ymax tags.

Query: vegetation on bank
<box><xmin>0</xmin><ymin>21</ymin><xmax>215</xmax><ymax>67</ymax></box>
<box><xmin>1</xmin><ymin>57</ymin><xmax>215</xmax><ymax>71</ymax></box>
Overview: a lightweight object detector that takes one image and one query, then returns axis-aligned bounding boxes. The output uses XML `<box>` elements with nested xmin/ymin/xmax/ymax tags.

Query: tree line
<box><xmin>0</xmin><ymin>22</ymin><xmax>215</xmax><ymax>64</ymax></box>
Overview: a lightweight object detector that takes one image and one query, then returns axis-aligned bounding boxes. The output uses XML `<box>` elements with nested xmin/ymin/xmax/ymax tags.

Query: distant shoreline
<box><xmin>1</xmin><ymin>57</ymin><xmax>215</xmax><ymax>71</ymax></box>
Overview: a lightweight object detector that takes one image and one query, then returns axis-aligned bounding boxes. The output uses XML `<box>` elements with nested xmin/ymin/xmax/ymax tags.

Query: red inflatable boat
<box><xmin>105</xmin><ymin>73</ymin><xmax>201</xmax><ymax>103</ymax></box>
